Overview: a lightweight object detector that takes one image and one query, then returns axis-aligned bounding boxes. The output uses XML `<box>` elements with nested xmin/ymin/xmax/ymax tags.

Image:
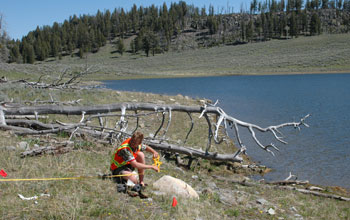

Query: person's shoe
<box><xmin>127</xmin><ymin>190</ymin><xmax>139</xmax><ymax>197</ymax></box>
<box><xmin>131</xmin><ymin>184</ymin><xmax>142</xmax><ymax>192</ymax></box>
<box><xmin>138</xmin><ymin>192</ymin><xmax>149</xmax><ymax>199</ymax></box>
<box><xmin>117</xmin><ymin>184</ymin><xmax>127</xmax><ymax>193</ymax></box>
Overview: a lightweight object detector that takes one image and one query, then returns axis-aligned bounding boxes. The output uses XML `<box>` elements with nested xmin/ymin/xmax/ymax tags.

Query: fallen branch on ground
<box><xmin>1</xmin><ymin>101</ymin><xmax>309</xmax><ymax>164</ymax></box>
<box><xmin>213</xmin><ymin>175</ymin><xmax>350</xmax><ymax>202</ymax></box>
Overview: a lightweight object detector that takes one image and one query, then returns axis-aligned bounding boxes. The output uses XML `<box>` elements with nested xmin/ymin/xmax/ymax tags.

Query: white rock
<box><xmin>17</xmin><ymin>142</ymin><xmax>29</xmax><ymax>150</ymax></box>
<box><xmin>267</xmin><ymin>208</ymin><xmax>276</xmax><ymax>215</ymax></box>
<box><xmin>294</xmin><ymin>213</ymin><xmax>303</xmax><ymax>220</ymax></box>
<box><xmin>290</xmin><ymin>206</ymin><xmax>298</xmax><ymax>212</ymax></box>
<box><xmin>153</xmin><ymin>175</ymin><xmax>199</xmax><ymax>199</ymax></box>
<box><xmin>257</xmin><ymin>198</ymin><xmax>269</xmax><ymax>205</ymax></box>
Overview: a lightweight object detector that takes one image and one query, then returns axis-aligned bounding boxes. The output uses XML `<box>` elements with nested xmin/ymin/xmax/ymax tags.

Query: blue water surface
<box><xmin>103</xmin><ymin>73</ymin><xmax>350</xmax><ymax>188</ymax></box>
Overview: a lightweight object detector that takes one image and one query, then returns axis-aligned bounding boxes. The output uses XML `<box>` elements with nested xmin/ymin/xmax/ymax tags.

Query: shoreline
<box><xmin>98</xmin><ymin>75</ymin><xmax>350</xmax><ymax>192</ymax></box>
<box><xmin>93</xmin><ymin>70</ymin><xmax>350</xmax><ymax>81</ymax></box>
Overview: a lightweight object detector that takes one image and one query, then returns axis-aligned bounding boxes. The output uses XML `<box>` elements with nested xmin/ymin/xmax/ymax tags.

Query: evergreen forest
<box><xmin>3</xmin><ymin>0</ymin><xmax>350</xmax><ymax>64</ymax></box>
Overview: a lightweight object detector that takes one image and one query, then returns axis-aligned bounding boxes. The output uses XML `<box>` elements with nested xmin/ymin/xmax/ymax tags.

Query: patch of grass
<box><xmin>1</xmin><ymin>34</ymin><xmax>350</xmax><ymax>81</ymax></box>
<box><xmin>224</xmin><ymin>208</ymin><xmax>240</xmax><ymax>217</ymax></box>
<box><xmin>1</xmin><ymin>84</ymin><xmax>350</xmax><ymax>220</ymax></box>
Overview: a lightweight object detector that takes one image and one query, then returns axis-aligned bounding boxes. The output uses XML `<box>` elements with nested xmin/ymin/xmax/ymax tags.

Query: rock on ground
<box><xmin>153</xmin><ymin>175</ymin><xmax>199</xmax><ymax>199</ymax></box>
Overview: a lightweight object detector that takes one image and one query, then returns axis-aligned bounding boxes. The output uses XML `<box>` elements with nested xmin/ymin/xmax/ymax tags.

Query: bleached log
<box><xmin>284</xmin><ymin>172</ymin><xmax>297</xmax><ymax>181</ymax></box>
<box><xmin>163</xmin><ymin>108</ymin><xmax>172</xmax><ymax>139</ymax></box>
<box><xmin>3</xmin><ymin>102</ymin><xmax>309</xmax><ymax>157</ymax></box>
<box><xmin>154</xmin><ymin>111</ymin><xmax>165</xmax><ymax>138</ymax></box>
<box><xmin>21</xmin><ymin>145</ymin><xmax>73</xmax><ymax>157</ymax></box>
<box><xmin>7</xmin><ymin>66</ymin><xmax>97</xmax><ymax>90</ymax></box>
<box><xmin>5</xmin><ymin>115</ymin><xmax>48</xmax><ymax>119</ymax></box>
<box><xmin>268</xmin><ymin>180</ymin><xmax>309</xmax><ymax>185</ymax></box>
<box><xmin>183</xmin><ymin>112</ymin><xmax>194</xmax><ymax>144</ymax></box>
<box><xmin>5</xmin><ymin>119</ymin><xmax>59</xmax><ymax>130</ymax></box>
<box><xmin>2</xmin><ymin>102</ymin><xmax>210</xmax><ymax>115</ymax></box>
<box><xmin>144</xmin><ymin>140</ymin><xmax>243</xmax><ymax>163</ymax></box>
<box><xmin>0</xmin><ymin>106</ymin><xmax>6</xmax><ymax>125</ymax></box>
<box><xmin>0</xmin><ymin>124</ymin><xmax>38</xmax><ymax>133</ymax></box>
<box><xmin>24</xmin><ymin>99</ymin><xmax>82</xmax><ymax>105</ymax></box>
<box><xmin>213</xmin><ymin>175</ymin><xmax>350</xmax><ymax>202</ymax></box>
<box><xmin>132</xmin><ymin>110</ymin><xmax>139</xmax><ymax>133</ymax></box>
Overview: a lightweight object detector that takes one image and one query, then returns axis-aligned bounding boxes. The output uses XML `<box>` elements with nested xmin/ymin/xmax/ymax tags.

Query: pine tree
<box><xmin>130</xmin><ymin>39</ymin><xmax>136</xmax><ymax>54</ymax></box>
<box><xmin>142</xmin><ymin>33</ymin><xmax>151</xmax><ymax>57</ymax></box>
<box><xmin>150</xmin><ymin>33</ymin><xmax>160</xmax><ymax>56</ymax></box>
<box><xmin>24</xmin><ymin>43</ymin><xmax>35</xmax><ymax>64</ymax></box>
<box><xmin>251</xmin><ymin>0</ymin><xmax>258</xmax><ymax>14</ymax></box>
<box><xmin>281</xmin><ymin>0</ymin><xmax>286</xmax><ymax>11</ymax></box>
<box><xmin>9</xmin><ymin>41</ymin><xmax>21</xmax><ymax>63</ymax></box>
<box><xmin>207</xmin><ymin>16</ymin><xmax>218</xmax><ymax>35</ymax></box>
<box><xmin>34</xmin><ymin>38</ymin><xmax>45</xmax><ymax>61</ymax></box>
<box><xmin>246</xmin><ymin>19</ymin><xmax>254</xmax><ymax>41</ymax></box>
<box><xmin>295</xmin><ymin>0</ymin><xmax>304</xmax><ymax>13</ymax></box>
<box><xmin>289</xmin><ymin>11</ymin><xmax>298</xmax><ymax>37</ymax></box>
<box><xmin>117</xmin><ymin>38</ymin><xmax>125</xmax><ymax>55</ymax></box>
<box><xmin>241</xmin><ymin>20</ymin><xmax>246</xmax><ymax>41</ymax></box>
<box><xmin>310</xmin><ymin>12</ymin><xmax>321</xmax><ymax>35</ymax></box>
<box><xmin>134</xmin><ymin>35</ymin><xmax>143</xmax><ymax>53</ymax></box>
<box><xmin>50</xmin><ymin>34</ymin><xmax>60</xmax><ymax>58</ymax></box>
<box><xmin>78</xmin><ymin>47</ymin><xmax>84</xmax><ymax>58</ymax></box>
<box><xmin>301</xmin><ymin>11</ymin><xmax>308</xmax><ymax>34</ymax></box>
<box><xmin>131</xmin><ymin>4</ymin><xmax>139</xmax><ymax>33</ymax></box>
<box><xmin>322</xmin><ymin>0</ymin><xmax>329</xmax><ymax>8</ymax></box>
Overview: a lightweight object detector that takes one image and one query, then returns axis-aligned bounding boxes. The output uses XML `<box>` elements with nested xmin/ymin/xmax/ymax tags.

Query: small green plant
<box><xmin>57</xmin><ymin>131</ymin><xmax>70</xmax><ymax>138</ymax></box>
<box><xmin>73</xmin><ymin>141</ymin><xmax>95</xmax><ymax>149</ymax></box>
<box><xmin>26</xmin><ymin>138</ymin><xmax>41</xmax><ymax>146</ymax></box>
<box><xmin>224</xmin><ymin>208</ymin><xmax>240</xmax><ymax>217</ymax></box>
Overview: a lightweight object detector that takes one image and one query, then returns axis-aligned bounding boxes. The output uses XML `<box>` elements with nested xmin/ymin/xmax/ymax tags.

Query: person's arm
<box><xmin>129</xmin><ymin>160</ymin><xmax>159</xmax><ymax>172</ymax></box>
<box><xmin>144</xmin><ymin>145</ymin><xmax>159</xmax><ymax>158</ymax></box>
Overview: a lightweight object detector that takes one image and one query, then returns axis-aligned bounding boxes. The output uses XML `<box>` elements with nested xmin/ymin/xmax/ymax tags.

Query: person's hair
<box><xmin>130</xmin><ymin>131</ymin><xmax>144</xmax><ymax>146</ymax></box>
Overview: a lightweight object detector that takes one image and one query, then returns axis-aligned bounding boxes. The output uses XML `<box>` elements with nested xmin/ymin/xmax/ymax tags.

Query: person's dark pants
<box><xmin>111</xmin><ymin>164</ymin><xmax>134</xmax><ymax>184</ymax></box>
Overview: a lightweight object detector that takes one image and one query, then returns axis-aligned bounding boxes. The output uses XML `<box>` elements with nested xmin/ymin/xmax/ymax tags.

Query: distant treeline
<box><xmin>5</xmin><ymin>0</ymin><xmax>350</xmax><ymax>64</ymax></box>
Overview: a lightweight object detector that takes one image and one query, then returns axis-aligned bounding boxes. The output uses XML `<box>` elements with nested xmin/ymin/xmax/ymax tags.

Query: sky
<box><xmin>1</xmin><ymin>0</ymin><xmax>251</xmax><ymax>40</ymax></box>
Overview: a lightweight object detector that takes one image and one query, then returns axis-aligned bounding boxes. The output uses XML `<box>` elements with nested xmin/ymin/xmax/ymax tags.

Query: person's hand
<box><xmin>152</xmin><ymin>165</ymin><xmax>159</xmax><ymax>172</ymax></box>
<box><xmin>153</xmin><ymin>151</ymin><xmax>159</xmax><ymax>159</ymax></box>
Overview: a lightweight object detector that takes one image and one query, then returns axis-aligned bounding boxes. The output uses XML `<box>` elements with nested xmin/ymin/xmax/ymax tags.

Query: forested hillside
<box><xmin>3</xmin><ymin>0</ymin><xmax>350</xmax><ymax>64</ymax></box>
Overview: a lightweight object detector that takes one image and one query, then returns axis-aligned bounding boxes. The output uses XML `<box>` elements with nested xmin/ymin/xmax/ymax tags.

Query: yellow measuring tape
<box><xmin>0</xmin><ymin>173</ymin><xmax>137</xmax><ymax>182</ymax></box>
<box><xmin>152</xmin><ymin>155</ymin><xmax>162</xmax><ymax>172</ymax></box>
<box><xmin>1</xmin><ymin>157</ymin><xmax>162</xmax><ymax>182</ymax></box>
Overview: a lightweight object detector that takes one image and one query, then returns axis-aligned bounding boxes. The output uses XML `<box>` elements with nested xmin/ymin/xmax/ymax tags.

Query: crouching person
<box><xmin>110</xmin><ymin>131</ymin><xmax>159</xmax><ymax>187</ymax></box>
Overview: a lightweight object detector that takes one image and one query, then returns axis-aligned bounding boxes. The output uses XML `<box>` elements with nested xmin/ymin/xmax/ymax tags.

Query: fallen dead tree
<box><xmin>20</xmin><ymin>145</ymin><xmax>73</xmax><ymax>158</ymax></box>
<box><xmin>0</xmin><ymin>101</ymin><xmax>309</xmax><ymax>163</ymax></box>
<box><xmin>213</xmin><ymin>175</ymin><xmax>350</xmax><ymax>202</ymax></box>
<box><xmin>0</xmin><ymin>66</ymin><xmax>97</xmax><ymax>90</ymax></box>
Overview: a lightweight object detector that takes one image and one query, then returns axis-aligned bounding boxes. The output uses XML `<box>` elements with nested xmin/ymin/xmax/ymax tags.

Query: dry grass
<box><xmin>1</xmin><ymin>33</ymin><xmax>350</xmax><ymax>81</ymax></box>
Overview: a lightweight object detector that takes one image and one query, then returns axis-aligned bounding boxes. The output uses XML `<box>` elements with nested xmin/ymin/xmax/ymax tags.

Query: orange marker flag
<box><xmin>172</xmin><ymin>197</ymin><xmax>177</xmax><ymax>207</ymax></box>
<box><xmin>0</xmin><ymin>169</ymin><xmax>7</xmax><ymax>177</ymax></box>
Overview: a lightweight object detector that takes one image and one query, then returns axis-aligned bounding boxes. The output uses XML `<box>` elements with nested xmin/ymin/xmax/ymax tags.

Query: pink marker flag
<box><xmin>0</xmin><ymin>169</ymin><xmax>7</xmax><ymax>177</ymax></box>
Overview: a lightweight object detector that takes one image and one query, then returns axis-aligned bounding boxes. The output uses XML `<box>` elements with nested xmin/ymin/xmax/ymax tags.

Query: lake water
<box><xmin>103</xmin><ymin>73</ymin><xmax>350</xmax><ymax>188</ymax></box>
